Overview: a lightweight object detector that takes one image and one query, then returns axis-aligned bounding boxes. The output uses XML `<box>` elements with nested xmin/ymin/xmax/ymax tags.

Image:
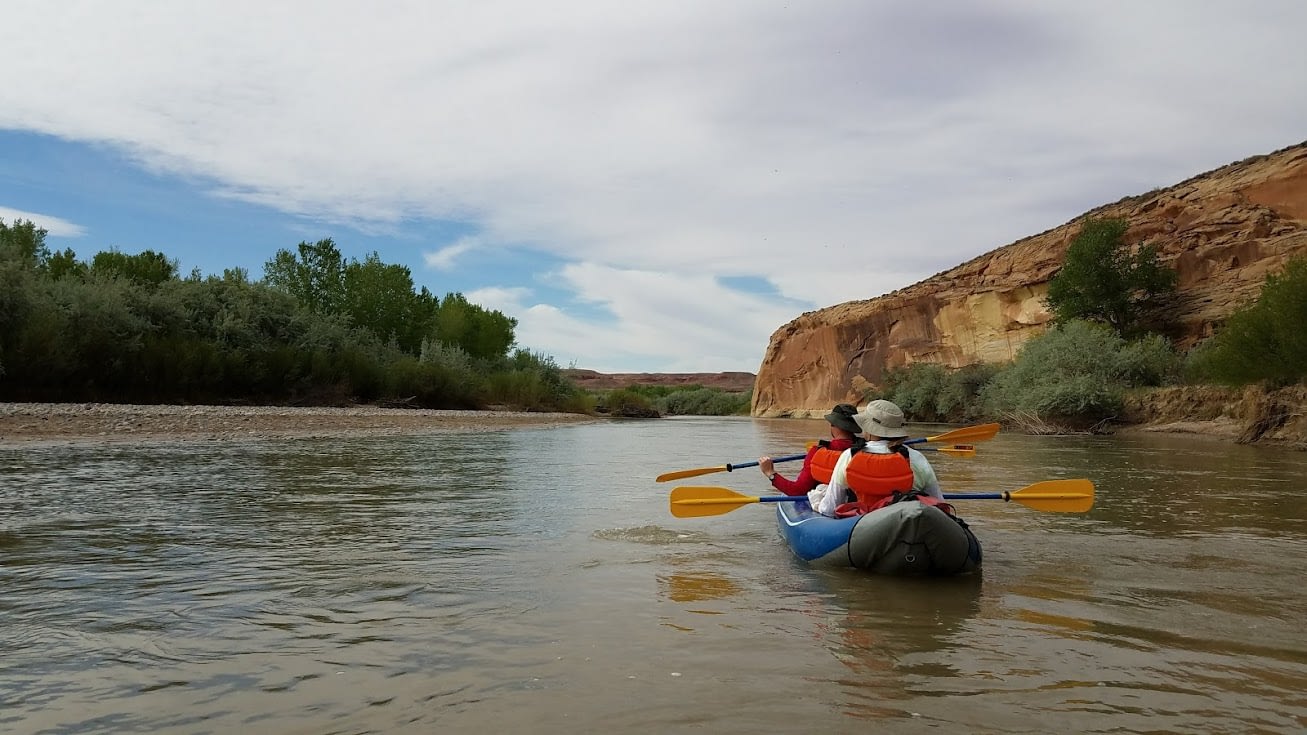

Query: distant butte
<box><xmin>561</xmin><ymin>369</ymin><xmax>755</xmax><ymax>393</ymax></box>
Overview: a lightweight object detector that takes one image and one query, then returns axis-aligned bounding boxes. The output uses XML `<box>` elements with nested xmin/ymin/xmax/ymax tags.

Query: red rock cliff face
<box><xmin>753</xmin><ymin>142</ymin><xmax>1307</xmax><ymax>417</ymax></box>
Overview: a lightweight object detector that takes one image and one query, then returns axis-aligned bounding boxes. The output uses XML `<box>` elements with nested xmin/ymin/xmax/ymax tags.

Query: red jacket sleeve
<box><xmin>770</xmin><ymin>445</ymin><xmax>821</xmax><ymax>496</ymax></box>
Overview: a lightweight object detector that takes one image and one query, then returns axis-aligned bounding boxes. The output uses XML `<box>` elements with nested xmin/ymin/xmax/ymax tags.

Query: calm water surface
<box><xmin>2</xmin><ymin>418</ymin><xmax>1306</xmax><ymax>734</ymax></box>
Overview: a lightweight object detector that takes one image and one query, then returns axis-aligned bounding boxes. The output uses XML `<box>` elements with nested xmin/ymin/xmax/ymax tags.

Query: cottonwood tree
<box><xmin>342</xmin><ymin>253</ymin><xmax>433</xmax><ymax>352</ymax></box>
<box><xmin>1046</xmin><ymin>217</ymin><xmax>1176</xmax><ymax>337</ymax></box>
<box><xmin>91</xmin><ymin>248</ymin><xmax>179</xmax><ymax>286</ymax></box>
<box><xmin>0</xmin><ymin>218</ymin><xmax>50</xmax><ymax>269</ymax></box>
<box><xmin>264</xmin><ymin>239</ymin><xmax>518</xmax><ymax>360</ymax></box>
<box><xmin>263</xmin><ymin>238</ymin><xmax>347</xmax><ymax>314</ymax></box>
<box><xmin>433</xmin><ymin>292</ymin><xmax>517</xmax><ymax>360</ymax></box>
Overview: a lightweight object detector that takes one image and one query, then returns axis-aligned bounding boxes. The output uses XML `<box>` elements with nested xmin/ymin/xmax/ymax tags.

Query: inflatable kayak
<box><xmin>776</xmin><ymin>498</ymin><xmax>982</xmax><ymax>575</ymax></box>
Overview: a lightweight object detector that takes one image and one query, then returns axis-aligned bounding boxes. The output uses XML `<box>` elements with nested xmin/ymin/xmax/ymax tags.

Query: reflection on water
<box><xmin>658</xmin><ymin>571</ymin><xmax>743</xmax><ymax>604</ymax></box>
<box><xmin>2</xmin><ymin>420</ymin><xmax>1306</xmax><ymax>733</ymax></box>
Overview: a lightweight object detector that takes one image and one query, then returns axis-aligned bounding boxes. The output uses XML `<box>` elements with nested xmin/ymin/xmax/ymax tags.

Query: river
<box><xmin>2</xmin><ymin>417</ymin><xmax>1305</xmax><ymax>734</ymax></box>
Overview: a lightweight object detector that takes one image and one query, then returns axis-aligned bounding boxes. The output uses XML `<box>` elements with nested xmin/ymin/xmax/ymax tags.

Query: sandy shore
<box><xmin>0</xmin><ymin>402</ymin><xmax>601</xmax><ymax>445</ymax></box>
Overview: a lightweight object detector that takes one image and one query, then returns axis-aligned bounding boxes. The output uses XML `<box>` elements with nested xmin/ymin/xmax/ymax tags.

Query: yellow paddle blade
<box><xmin>925</xmin><ymin>422</ymin><xmax>1001</xmax><ymax>444</ymax></box>
<box><xmin>934</xmin><ymin>444</ymin><xmax>976</xmax><ymax>458</ymax></box>
<box><xmin>1008</xmin><ymin>479</ymin><xmax>1095</xmax><ymax>513</ymax></box>
<box><xmin>668</xmin><ymin>486</ymin><xmax>760</xmax><ymax>518</ymax></box>
<box><xmin>655</xmin><ymin>465</ymin><xmax>729</xmax><ymax>483</ymax></box>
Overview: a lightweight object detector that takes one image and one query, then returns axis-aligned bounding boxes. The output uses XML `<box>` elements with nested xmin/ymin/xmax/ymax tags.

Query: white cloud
<box><xmin>1</xmin><ymin>1</ymin><xmax>1305</xmax><ymax>371</ymax></box>
<box><xmin>464</xmin><ymin>285</ymin><xmax>533</xmax><ymax>314</ymax></box>
<box><xmin>0</xmin><ymin>207</ymin><xmax>87</xmax><ymax>238</ymax></box>
<box><xmin>422</xmin><ymin>237</ymin><xmax>479</xmax><ymax>271</ymax></box>
<box><xmin>471</xmin><ymin>263</ymin><xmax>802</xmax><ymax>372</ymax></box>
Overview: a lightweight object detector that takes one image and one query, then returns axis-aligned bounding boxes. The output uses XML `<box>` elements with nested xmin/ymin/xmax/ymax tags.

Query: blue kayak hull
<box><xmin>776</xmin><ymin>498</ymin><xmax>981</xmax><ymax>575</ymax></box>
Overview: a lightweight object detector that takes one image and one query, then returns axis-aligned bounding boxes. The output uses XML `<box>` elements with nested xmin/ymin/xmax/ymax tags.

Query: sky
<box><xmin>2</xmin><ymin>2</ymin><xmax>1305</xmax><ymax>373</ymax></box>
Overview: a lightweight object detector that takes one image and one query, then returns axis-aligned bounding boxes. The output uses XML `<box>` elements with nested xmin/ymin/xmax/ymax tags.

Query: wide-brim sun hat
<box><xmin>856</xmin><ymin>399</ymin><xmax>910</xmax><ymax>438</ymax></box>
<box><xmin>823</xmin><ymin>403</ymin><xmax>862</xmax><ymax>434</ymax></box>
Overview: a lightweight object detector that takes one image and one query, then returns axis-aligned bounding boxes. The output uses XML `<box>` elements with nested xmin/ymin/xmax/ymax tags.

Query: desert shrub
<box><xmin>484</xmin><ymin>350</ymin><xmax>593</xmax><ymax>412</ymax></box>
<box><xmin>981</xmin><ymin>320</ymin><xmax>1179</xmax><ymax>424</ymax></box>
<box><xmin>882</xmin><ymin>362</ymin><xmax>999</xmax><ymax>422</ymax></box>
<box><xmin>384</xmin><ymin>355</ymin><xmax>480</xmax><ymax>407</ymax></box>
<box><xmin>601</xmin><ymin>388</ymin><xmax>659</xmax><ymax>417</ymax></box>
<box><xmin>934</xmin><ymin>363</ymin><xmax>1002</xmax><ymax>420</ymax></box>
<box><xmin>625</xmin><ymin>384</ymin><xmax>704</xmax><ymax>399</ymax></box>
<box><xmin>1117</xmin><ymin>332</ymin><xmax>1182</xmax><ymax>386</ymax></box>
<box><xmin>884</xmin><ymin>364</ymin><xmax>949</xmax><ymax>421</ymax></box>
<box><xmin>3</xmin><ymin>273</ymin><xmax>148</xmax><ymax>397</ymax></box>
<box><xmin>655</xmin><ymin>388</ymin><xmax>751</xmax><ymax>416</ymax></box>
<box><xmin>420</xmin><ymin>339</ymin><xmax>478</xmax><ymax>376</ymax></box>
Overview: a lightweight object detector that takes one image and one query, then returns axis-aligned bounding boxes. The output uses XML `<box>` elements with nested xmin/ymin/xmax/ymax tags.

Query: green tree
<box><xmin>342</xmin><ymin>253</ymin><xmax>424</xmax><ymax>351</ymax></box>
<box><xmin>1186</xmin><ymin>255</ymin><xmax>1307</xmax><ymax>387</ymax></box>
<box><xmin>47</xmin><ymin>248</ymin><xmax>87</xmax><ymax>280</ymax></box>
<box><xmin>90</xmin><ymin>248</ymin><xmax>179</xmax><ymax>286</ymax></box>
<box><xmin>0</xmin><ymin>218</ymin><xmax>51</xmax><ymax>270</ymax></box>
<box><xmin>263</xmin><ymin>238</ymin><xmax>346</xmax><ymax>313</ymax></box>
<box><xmin>434</xmin><ymin>292</ymin><xmax>517</xmax><ymax>360</ymax></box>
<box><xmin>1046</xmin><ymin>218</ymin><xmax>1176</xmax><ymax>336</ymax></box>
<box><xmin>263</xmin><ymin>240</ymin><xmax>518</xmax><ymax>360</ymax></box>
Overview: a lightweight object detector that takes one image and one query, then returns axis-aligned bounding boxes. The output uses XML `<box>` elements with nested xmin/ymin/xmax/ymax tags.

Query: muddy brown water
<box><xmin>2</xmin><ymin>418</ymin><xmax>1305</xmax><ymax>733</ymax></box>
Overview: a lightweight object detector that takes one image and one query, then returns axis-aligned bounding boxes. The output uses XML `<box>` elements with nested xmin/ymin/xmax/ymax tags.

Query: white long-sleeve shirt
<box><xmin>815</xmin><ymin>440</ymin><xmax>943</xmax><ymax>516</ymax></box>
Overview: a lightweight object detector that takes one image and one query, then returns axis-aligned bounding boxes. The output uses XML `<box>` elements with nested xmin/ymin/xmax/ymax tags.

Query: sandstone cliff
<box><xmin>753</xmin><ymin>142</ymin><xmax>1307</xmax><ymax>418</ymax></box>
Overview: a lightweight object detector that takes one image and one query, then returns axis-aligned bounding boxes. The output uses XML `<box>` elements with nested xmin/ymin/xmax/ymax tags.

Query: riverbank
<box><xmin>1119</xmin><ymin>384</ymin><xmax>1307</xmax><ymax>448</ymax></box>
<box><xmin>0</xmin><ymin>403</ymin><xmax>601</xmax><ymax>445</ymax></box>
<box><xmin>756</xmin><ymin>385</ymin><xmax>1307</xmax><ymax>450</ymax></box>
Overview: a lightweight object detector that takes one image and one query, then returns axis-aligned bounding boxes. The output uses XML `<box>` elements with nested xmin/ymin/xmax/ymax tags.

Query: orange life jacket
<box><xmin>809</xmin><ymin>445</ymin><xmax>916</xmax><ymax>513</ymax></box>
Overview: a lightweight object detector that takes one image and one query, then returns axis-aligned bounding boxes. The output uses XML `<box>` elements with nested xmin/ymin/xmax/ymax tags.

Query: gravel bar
<box><xmin>0</xmin><ymin>402</ymin><xmax>600</xmax><ymax>445</ymax></box>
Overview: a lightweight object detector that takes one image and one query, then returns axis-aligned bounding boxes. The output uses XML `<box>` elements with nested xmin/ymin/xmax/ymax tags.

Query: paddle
<box><xmin>654</xmin><ymin>422</ymin><xmax>1000</xmax><ymax>482</ymax></box>
<box><xmin>924</xmin><ymin>444</ymin><xmax>976</xmax><ymax>458</ymax></box>
<box><xmin>654</xmin><ymin>444</ymin><xmax>976</xmax><ymax>483</ymax></box>
<box><xmin>668</xmin><ymin>479</ymin><xmax>1094</xmax><ymax>518</ymax></box>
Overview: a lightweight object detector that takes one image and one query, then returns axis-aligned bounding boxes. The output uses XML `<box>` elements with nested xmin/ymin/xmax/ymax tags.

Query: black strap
<box><xmin>887</xmin><ymin>489</ymin><xmax>928</xmax><ymax>506</ymax></box>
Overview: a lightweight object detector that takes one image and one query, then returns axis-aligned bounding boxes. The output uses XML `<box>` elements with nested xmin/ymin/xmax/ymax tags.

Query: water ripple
<box><xmin>3</xmin><ymin>425</ymin><xmax>1306</xmax><ymax>733</ymax></box>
